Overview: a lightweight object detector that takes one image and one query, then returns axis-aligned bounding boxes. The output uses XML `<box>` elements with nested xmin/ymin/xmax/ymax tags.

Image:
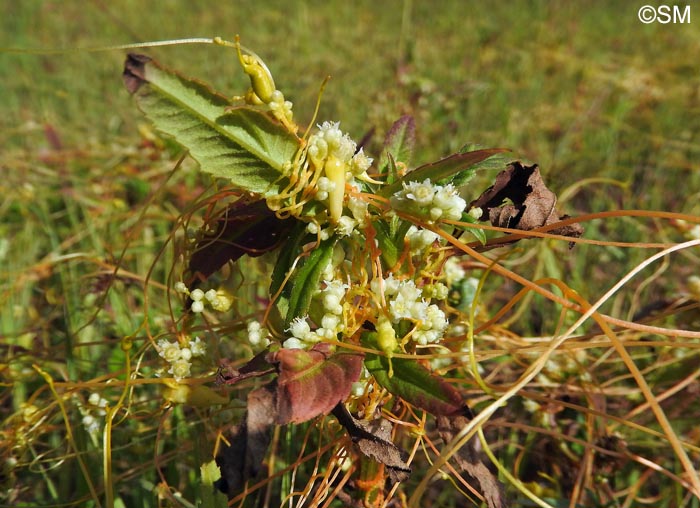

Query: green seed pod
<box><xmin>236</xmin><ymin>43</ymin><xmax>276</xmax><ymax>104</ymax></box>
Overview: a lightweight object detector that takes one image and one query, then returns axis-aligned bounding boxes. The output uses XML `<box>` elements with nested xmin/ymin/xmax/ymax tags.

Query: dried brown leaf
<box><xmin>437</xmin><ymin>411</ymin><xmax>508</xmax><ymax>508</ymax></box>
<box><xmin>332</xmin><ymin>404</ymin><xmax>411</xmax><ymax>483</ymax></box>
<box><xmin>470</xmin><ymin>161</ymin><xmax>583</xmax><ymax>242</ymax></box>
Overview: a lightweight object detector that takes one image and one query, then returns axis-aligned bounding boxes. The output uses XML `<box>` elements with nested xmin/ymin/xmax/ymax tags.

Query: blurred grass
<box><xmin>2</xmin><ymin>1</ymin><xmax>700</xmax><ymax>506</ymax></box>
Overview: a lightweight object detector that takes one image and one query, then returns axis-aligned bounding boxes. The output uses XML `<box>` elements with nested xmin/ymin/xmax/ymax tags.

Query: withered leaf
<box><xmin>470</xmin><ymin>161</ymin><xmax>583</xmax><ymax>242</ymax></box>
<box><xmin>123</xmin><ymin>53</ymin><xmax>151</xmax><ymax>94</ymax></box>
<box><xmin>215</xmin><ymin>383</ymin><xmax>276</xmax><ymax>498</ymax></box>
<box><xmin>189</xmin><ymin>198</ymin><xmax>295</xmax><ymax>280</ymax></box>
<box><xmin>332</xmin><ymin>404</ymin><xmax>411</xmax><ymax>483</ymax></box>
<box><xmin>437</xmin><ymin>410</ymin><xmax>508</xmax><ymax>508</ymax></box>
<box><xmin>269</xmin><ymin>343</ymin><xmax>364</xmax><ymax>424</ymax></box>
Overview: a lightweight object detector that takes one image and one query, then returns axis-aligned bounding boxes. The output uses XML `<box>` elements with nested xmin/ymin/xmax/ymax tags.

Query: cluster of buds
<box><xmin>174</xmin><ymin>282</ymin><xmax>233</xmax><ymax>314</ymax></box>
<box><xmin>157</xmin><ymin>336</ymin><xmax>207</xmax><ymax>380</ymax></box>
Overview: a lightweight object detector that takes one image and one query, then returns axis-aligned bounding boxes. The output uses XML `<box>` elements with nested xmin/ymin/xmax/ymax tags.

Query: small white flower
<box><xmin>429</xmin><ymin>207</ymin><xmax>443</xmax><ymax>221</ymax></box>
<box><xmin>282</xmin><ymin>337</ymin><xmax>305</xmax><ymax>349</ymax></box>
<box><xmin>336</xmin><ymin>215</ymin><xmax>357</xmax><ymax>237</ymax></box>
<box><xmin>404</xmin><ymin>179</ymin><xmax>436</xmax><ymax>207</ymax></box>
<box><xmin>190</xmin><ymin>289</ymin><xmax>205</xmax><ymax>301</ymax></box>
<box><xmin>321</xmin><ymin>313</ymin><xmax>341</xmax><ymax>331</ymax></box>
<box><xmin>180</xmin><ymin>347</ymin><xmax>193</xmax><ymax>361</ymax></box>
<box><xmin>324</xmin><ymin>279</ymin><xmax>348</xmax><ymax>298</ymax></box>
<box><xmin>88</xmin><ymin>393</ymin><xmax>107</xmax><ymax>408</ymax></box>
<box><xmin>371</xmin><ymin>273</ymin><xmax>401</xmax><ymax>297</ymax></box>
<box><xmin>444</xmin><ymin>258</ymin><xmax>467</xmax><ymax>285</ymax></box>
<box><xmin>168</xmin><ymin>359</ymin><xmax>192</xmax><ymax>380</ymax></box>
<box><xmin>210</xmin><ymin>290</ymin><xmax>233</xmax><ymax>312</ymax></box>
<box><xmin>190</xmin><ymin>300</ymin><xmax>205</xmax><ymax>313</ymax></box>
<box><xmin>348</xmin><ymin>196</ymin><xmax>369</xmax><ymax>225</ymax></box>
<box><xmin>409</xmin><ymin>299</ymin><xmax>429</xmax><ymax>321</ymax></box>
<box><xmin>158</xmin><ymin>339</ymin><xmax>182</xmax><ymax>363</ymax></box>
<box><xmin>349</xmin><ymin>148</ymin><xmax>373</xmax><ymax>175</ymax></box>
<box><xmin>189</xmin><ymin>336</ymin><xmax>206</xmax><ymax>357</ymax></box>
<box><xmin>389</xmin><ymin>294</ymin><xmax>413</xmax><ymax>321</ymax></box>
<box><xmin>308</xmin><ymin>137</ymin><xmax>328</xmax><ymax>167</ymax></box>
<box><xmin>204</xmin><ymin>289</ymin><xmax>218</xmax><ymax>302</ymax></box>
<box><xmin>323</xmin><ymin>293</ymin><xmax>341</xmax><ymax>313</ymax></box>
<box><xmin>414</xmin><ymin>329</ymin><xmax>440</xmax><ymax>345</ymax></box>
<box><xmin>82</xmin><ymin>414</ymin><xmax>100</xmax><ymax>435</ymax></box>
<box><xmin>468</xmin><ymin>206</ymin><xmax>483</xmax><ymax>220</ymax></box>
<box><xmin>425</xmin><ymin>304</ymin><xmax>448</xmax><ymax>332</ymax></box>
<box><xmin>247</xmin><ymin>320</ymin><xmax>270</xmax><ymax>347</ymax></box>
<box><xmin>407</xmin><ymin>225</ymin><xmax>439</xmax><ymax>253</ymax></box>
<box><xmin>351</xmin><ymin>381</ymin><xmax>368</xmax><ymax>397</ymax></box>
<box><xmin>288</xmin><ymin>316</ymin><xmax>312</xmax><ymax>340</ymax></box>
<box><xmin>174</xmin><ymin>282</ymin><xmax>188</xmax><ymax>294</ymax></box>
<box><xmin>397</xmin><ymin>280</ymin><xmax>422</xmax><ymax>302</ymax></box>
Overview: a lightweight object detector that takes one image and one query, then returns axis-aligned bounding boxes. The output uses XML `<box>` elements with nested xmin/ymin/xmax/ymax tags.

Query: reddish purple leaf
<box><xmin>268</xmin><ymin>343</ymin><xmax>364</xmax><ymax>424</ymax></box>
<box><xmin>189</xmin><ymin>198</ymin><xmax>295</xmax><ymax>280</ymax></box>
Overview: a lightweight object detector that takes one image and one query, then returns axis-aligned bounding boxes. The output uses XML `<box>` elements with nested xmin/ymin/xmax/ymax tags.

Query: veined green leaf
<box><xmin>124</xmin><ymin>54</ymin><xmax>301</xmax><ymax>196</ymax></box>
<box><xmin>378</xmin><ymin>148</ymin><xmax>509</xmax><ymax>198</ymax></box>
<box><xmin>450</xmin><ymin>143</ymin><xmax>512</xmax><ymax>187</ymax></box>
<box><xmin>284</xmin><ymin>238</ymin><xmax>337</xmax><ymax>326</ymax></box>
<box><xmin>378</xmin><ymin>116</ymin><xmax>416</xmax><ymax>178</ymax></box>
<box><xmin>270</xmin><ymin>221</ymin><xmax>312</xmax><ymax>298</ymax></box>
<box><xmin>362</xmin><ymin>332</ymin><xmax>465</xmax><ymax>416</ymax></box>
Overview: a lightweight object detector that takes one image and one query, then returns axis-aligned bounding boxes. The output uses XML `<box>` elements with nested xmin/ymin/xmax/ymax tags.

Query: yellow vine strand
<box><xmin>103</xmin><ymin>336</ymin><xmax>134</xmax><ymax>508</ymax></box>
<box><xmin>477</xmin><ymin>427</ymin><xmax>555</xmax><ymax>508</ymax></box>
<box><xmin>408</xmin><ymin>238</ymin><xmax>700</xmax><ymax>506</ymax></box>
<box><xmin>33</xmin><ymin>365</ymin><xmax>103</xmax><ymax>508</ymax></box>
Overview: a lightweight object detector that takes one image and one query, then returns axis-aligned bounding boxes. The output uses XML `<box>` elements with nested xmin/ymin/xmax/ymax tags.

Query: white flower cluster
<box><xmin>443</xmin><ymin>257</ymin><xmax>467</xmax><ymax>286</ymax></box>
<box><xmin>308</xmin><ymin>121</ymin><xmax>370</xmax><ymax>176</ymax></box>
<box><xmin>175</xmin><ymin>282</ymin><xmax>233</xmax><ymax>314</ymax></box>
<box><xmin>283</xmin><ymin>279</ymin><xmax>348</xmax><ymax>349</ymax></box>
<box><xmin>390</xmin><ymin>179</ymin><xmax>467</xmax><ymax>222</ymax></box>
<box><xmin>157</xmin><ymin>336</ymin><xmax>207</xmax><ymax>380</ymax></box>
<box><xmin>305</xmin><ymin>122</ymin><xmax>373</xmax><ymax>237</ymax></box>
<box><xmin>247</xmin><ymin>320</ymin><xmax>271</xmax><ymax>349</ymax></box>
<box><xmin>80</xmin><ymin>392</ymin><xmax>108</xmax><ymax>439</ymax></box>
<box><xmin>371</xmin><ymin>275</ymin><xmax>449</xmax><ymax>345</ymax></box>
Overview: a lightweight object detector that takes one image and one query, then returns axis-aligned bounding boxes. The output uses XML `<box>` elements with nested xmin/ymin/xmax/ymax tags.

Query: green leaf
<box><xmin>459</xmin><ymin>212</ymin><xmax>487</xmax><ymax>245</ymax></box>
<box><xmin>123</xmin><ymin>54</ymin><xmax>301</xmax><ymax>196</ymax></box>
<box><xmin>378</xmin><ymin>116</ymin><xmax>416</xmax><ymax>178</ymax></box>
<box><xmin>450</xmin><ymin>143</ymin><xmax>512</xmax><ymax>188</ymax></box>
<box><xmin>284</xmin><ymin>238</ymin><xmax>337</xmax><ymax>326</ymax></box>
<box><xmin>373</xmin><ymin>220</ymin><xmax>399</xmax><ymax>269</ymax></box>
<box><xmin>270</xmin><ymin>221</ymin><xmax>312</xmax><ymax>297</ymax></box>
<box><xmin>361</xmin><ymin>332</ymin><xmax>465</xmax><ymax>416</ymax></box>
<box><xmin>378</xmin><ymin>148</ymin><xmax>509</xmax><ymax>198</ymax></box>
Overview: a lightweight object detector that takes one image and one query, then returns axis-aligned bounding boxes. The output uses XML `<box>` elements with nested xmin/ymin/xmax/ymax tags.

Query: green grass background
<box><xmin>2</xmin><ymin>1</ymin><xmax>700</xmax><ymax>506</ymax></box>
